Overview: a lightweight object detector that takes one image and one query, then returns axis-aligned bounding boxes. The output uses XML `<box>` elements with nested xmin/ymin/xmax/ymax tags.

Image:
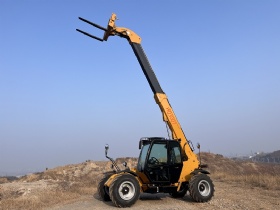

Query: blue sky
<box><xmin>1</xmin><ymin>1</ymin><xmax>280</xmax><ymax>175</ymax></box>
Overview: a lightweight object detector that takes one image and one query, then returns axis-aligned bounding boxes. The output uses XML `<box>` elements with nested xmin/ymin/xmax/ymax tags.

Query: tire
<box><xmin>97</xmin><ymin>175</ymin><xmax>111</xmax><ymax>201</ymax></box>
<box><xmin>109</xmin><ymin>174</ymin><xmax>140</xmax><ymax>207</ymax></box>
<box><xmin>189</xmin><ymin>174</ymin><xmax>214</xmax><ymax>202</ymax></box>
<box><xmin>169</xmin><ymin>182</ymin><xmax>188</xmax><ymax>198</ymax></box>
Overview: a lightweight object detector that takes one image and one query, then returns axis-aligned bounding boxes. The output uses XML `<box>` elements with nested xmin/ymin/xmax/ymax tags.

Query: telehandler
<box><xmin>77</xmin><ymin>13</ymin><xmax>214</xmax><ymax>208</ymax></box>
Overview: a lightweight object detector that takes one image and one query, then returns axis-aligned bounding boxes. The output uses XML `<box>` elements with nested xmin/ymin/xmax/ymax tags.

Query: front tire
<box><xmin>109</xmin><ymin>174</ymin><xmax>140</xmax><ymax>207</ymax></box>
<box><xmin>189</xmin><ymin>174</ymin><xmax>214</xmax><ymax>202</ymax></box>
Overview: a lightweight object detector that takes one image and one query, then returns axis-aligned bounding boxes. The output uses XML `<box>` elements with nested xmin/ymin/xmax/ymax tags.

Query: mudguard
<box><xmin>191</xmin><ymin>168</ymin><xmax>210</xmax><ymax>175</ymax></box>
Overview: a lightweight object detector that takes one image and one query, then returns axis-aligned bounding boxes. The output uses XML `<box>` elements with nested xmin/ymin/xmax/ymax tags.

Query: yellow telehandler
<box><xmin>77</xmin><ymin>13</ymin><xmax>214</xmax><ymax>208</ymax></box>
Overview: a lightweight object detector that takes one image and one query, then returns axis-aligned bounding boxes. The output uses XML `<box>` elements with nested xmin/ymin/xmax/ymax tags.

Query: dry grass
<box><xmin>200</xmin><ymin>152</ymin><xmax>280</xmax><ymax>190</ymax></box>
<box><xmin>212</xmin><ymin>173</ymin><xmax>280</xmax><ymax>190</ymax></box>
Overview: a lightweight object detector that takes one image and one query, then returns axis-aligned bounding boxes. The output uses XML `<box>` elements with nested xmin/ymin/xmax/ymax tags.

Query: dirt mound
<box><xmin>0</xmin><ymin>158</ymin><xmax>137</xmax><ymax>209</ymax></box>
<box><xmin>5</xmin><ymin>154</ymin><xmax>280</xmax><ymax>186</ymax></box>
<box><xmin>18</xmin><ymin>158</ymin><xmax>137</xmax><ymax>184</ymax></box>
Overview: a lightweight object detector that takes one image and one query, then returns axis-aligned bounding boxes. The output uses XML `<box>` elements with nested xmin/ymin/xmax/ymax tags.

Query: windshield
<box><xmin>137</xmin><ymin>144</ymin><xmax>149</xmax><ymax>172</ymax></box>
<box><xmin>148</xmin><ymin>142</ymin><xmax>167</xmax><ymax>166</ymax></box>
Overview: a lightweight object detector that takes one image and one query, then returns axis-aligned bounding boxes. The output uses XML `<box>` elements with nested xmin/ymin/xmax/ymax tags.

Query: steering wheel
<box><xmin>149</xmin><ymin>157</ymin><xmax>159</xmax><ymax>165</ymax></box>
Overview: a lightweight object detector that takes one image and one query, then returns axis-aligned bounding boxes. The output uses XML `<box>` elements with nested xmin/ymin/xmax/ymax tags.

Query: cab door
<box><xmin>168</xmin><ymin>141</ymin><xmax>183</xmax><ymax>183</ymax></box>
<box><xmin>145</xmin><ymin>141</ymin><xmax>170</xmax><ymax>183</ymax></box>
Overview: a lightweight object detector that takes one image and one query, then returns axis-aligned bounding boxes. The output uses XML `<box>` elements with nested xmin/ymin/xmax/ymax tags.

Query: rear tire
<box><xmin>189</xmin><ymin>174</ymin><xmax>214</xmax><ymax>202</ymax></box>
<box><xmin>109</xmin><ymin>174</ymin><xmax>140</xmax><ymax>207</ymax></box>
<box><xmin>97</xmin><ymin>175</ymin><xmax>111</xmax><ymax>201</ymax></box>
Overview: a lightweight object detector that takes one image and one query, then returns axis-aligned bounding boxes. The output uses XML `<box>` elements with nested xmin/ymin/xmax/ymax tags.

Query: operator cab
<box><xmin>137</xmin><ymin>137</ymin><xmax>183</xmax><ymax>184</ymax></box>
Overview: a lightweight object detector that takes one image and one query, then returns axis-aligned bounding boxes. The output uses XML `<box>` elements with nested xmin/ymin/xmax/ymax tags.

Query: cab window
<box><xmin>169</xmin><ymin>141</ymin><xmax>182</xmax><ymax>164</ymax></box>
<box><xmin>148</xmin><ymin>143</ymin><xmax>167</xmax><ymax>165</ymax></box>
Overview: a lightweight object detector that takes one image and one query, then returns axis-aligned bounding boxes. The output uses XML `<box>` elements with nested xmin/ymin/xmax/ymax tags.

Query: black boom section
<box><xmin>131</xmin><ymin>43</ymin><xmax>164</xmax><ymax>94</ymax></box>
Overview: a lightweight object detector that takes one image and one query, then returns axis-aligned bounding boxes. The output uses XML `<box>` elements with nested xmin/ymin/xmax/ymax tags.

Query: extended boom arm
<box><xmin>76</xmin><ymin>14</ymin><xmax>199</xmax><ymax>173</ymax></box>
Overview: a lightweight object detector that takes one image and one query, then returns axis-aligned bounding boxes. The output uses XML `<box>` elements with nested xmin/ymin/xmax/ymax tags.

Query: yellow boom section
<box><xmin>155</xmin><ymin>93</ymin><xmax>199</xmax><ymax>176</ymax></box>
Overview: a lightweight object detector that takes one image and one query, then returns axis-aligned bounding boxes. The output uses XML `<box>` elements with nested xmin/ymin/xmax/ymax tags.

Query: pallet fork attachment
<box><xmin>76</xmin><ymin>13</ymin><xmax>141</xmax><ymax>44</ymax></box>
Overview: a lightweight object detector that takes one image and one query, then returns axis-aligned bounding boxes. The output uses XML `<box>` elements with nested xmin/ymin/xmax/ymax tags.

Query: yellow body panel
<box><xmin>104</xmin><ymin>171</ymin><xmax>144</xmax><ymax>191</ymax></box>
<box><xmin>104</xmin><ymin>173</ymin><xmax>120</xmax><ymax>187</ymax></box>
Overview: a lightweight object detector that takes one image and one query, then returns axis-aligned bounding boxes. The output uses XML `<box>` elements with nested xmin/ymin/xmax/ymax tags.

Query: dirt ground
<box><xmin>46</xmin><ymin>180</ymin><xmax>280</xmax><ymax>210</ymax></box>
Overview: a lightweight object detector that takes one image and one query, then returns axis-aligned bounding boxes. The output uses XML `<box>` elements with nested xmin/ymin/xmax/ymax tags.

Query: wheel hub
<box><xmin>198</xmin><ymin>180</ymin><xmax>211</xmax><ymax>197</ymax></box>
<box><xmin>199</xmin><ymin>185</ymin><xmax>205</xmax><ymax>191</ymax></box>
<box><xmin>118</xmin><ymin>181</ymin><xmax>135</xmax><ymax>200</ymax></box>
<box><xmin>122</xmin><ymin>186</ymin><xmax>129</xmax><ymax>195</ymax></box>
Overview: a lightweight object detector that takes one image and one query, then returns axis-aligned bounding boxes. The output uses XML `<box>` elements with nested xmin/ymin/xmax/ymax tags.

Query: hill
<box><xmin>0</xmin><ymin>153</ymin><xmax>279</xmax><ymax>209</ymax></box>
<box><xmin>251</xmin><ymin>150</ymin><xmax>280</xmax><ymax>163</ymax></box>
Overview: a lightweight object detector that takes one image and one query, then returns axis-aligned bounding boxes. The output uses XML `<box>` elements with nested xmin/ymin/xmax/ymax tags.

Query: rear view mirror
<box><xmin>105</xmin><ymin>144</ymin><xmax>109</xmax><ymax>156</ymax></box>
